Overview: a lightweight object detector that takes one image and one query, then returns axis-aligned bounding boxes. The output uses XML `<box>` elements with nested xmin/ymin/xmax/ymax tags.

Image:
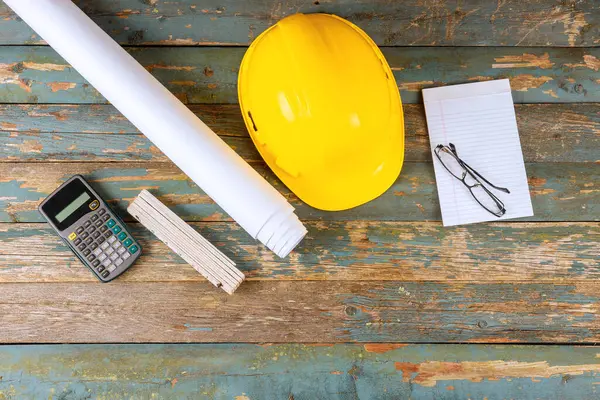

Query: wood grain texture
<box><xmin>1</xmin><ymin>47</ymin><xmax>599</xmax><ymax>104</ymax></box>
<box><xmin>1</xmin><ymin>104</ymin><xmax>599</xmax><ymax>163</ymax></box>
<box><xmin>0</xmin><ymin>162</ymin><xmax>598</xmax><ymax>223</ymax></box>
<box><xmin>0</xmin><ymin>222</ymin><xmax>598</xmax><ymax>283</ymax></box>
<box><xmin>1</xmin><ymin>280</ymin><xmax>600</xmax><ymax>343</ymax></box>
<box><xmin>1</xmin><ymin>0</ymin><xmax>598</xmax><ymax>46</ymax></box>
<box><xmin>2</xmin><ymin>344</ymin><xmax>600</xmax><ymax>399</ymax></box>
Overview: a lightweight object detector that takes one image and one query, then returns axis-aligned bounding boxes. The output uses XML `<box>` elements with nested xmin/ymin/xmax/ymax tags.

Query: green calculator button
<box><xmin>112</xmin><ymin>225</ymin><xmax>122</xmax><ymax>234</ymax></box>
<box><xmin>118</xmin><ymin>232</ymin><xmax>127</xmax><ymax>241</ymax></box>
<box><xmin>107</xmin><ymin>219</ymin><xmax>116</xmax><ymax>228</ymax></box>
<box><xmin>129</xmin><ymin>245</ymin><xmax>139</xmax><ymax>254</ymax></box>
<box><xmin>123</xmin><ymin>238</ymin><xmax>133</xmax><ymax>247</ymax></box>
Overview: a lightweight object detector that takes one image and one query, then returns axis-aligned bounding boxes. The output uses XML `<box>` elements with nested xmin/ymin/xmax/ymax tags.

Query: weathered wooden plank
<box><xmin>1</xmin><ymin>280</ymin><xmax>600</xmax><ymax>343</ymax></box>
<box><xmin>1</xmin><ymin>47</ymin><xmax>599</xmax><ymax>104</ymax></box>
<box><xmin>1</xmin><ymin>344</ymin><xmax>600</xmax><ymax>399</ymax></box>
<box><xmin>0</xmin><ymin>162</ymin><xmax>597</xmax><ymax>223</ymax></box>
<box><xmin>1</xmin><ymin>104</ymin><xmax>599</xmax><ymax>163</ymax></box>
<box><xmin>0</xmin><ymin>222</ymin><xmax>598</xmax><ymax>283</ymax></box>
<box><xmin>1</xmin><ymin>0</ymin><xmax>598</xmax><ymax>47</ymax></box>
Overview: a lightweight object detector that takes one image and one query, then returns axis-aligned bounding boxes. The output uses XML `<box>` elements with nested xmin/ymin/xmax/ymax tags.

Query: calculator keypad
<box><xmin>67</xmin><ymin>208</ymin><xmax>139</xmax><ymax>281</ymax></box>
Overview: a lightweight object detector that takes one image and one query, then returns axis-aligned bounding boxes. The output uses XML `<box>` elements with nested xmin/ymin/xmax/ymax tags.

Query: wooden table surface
<box><xmin>0</xmin><ymin>0</ymin><xmax>599</xmax><ymax>398</ymax></box>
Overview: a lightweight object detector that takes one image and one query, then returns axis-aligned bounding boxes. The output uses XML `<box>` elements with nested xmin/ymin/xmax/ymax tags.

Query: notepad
<box><xmin>423</xmin><ymin>79</ymin><xmax>534</xmax><ymax>226</ymax></box>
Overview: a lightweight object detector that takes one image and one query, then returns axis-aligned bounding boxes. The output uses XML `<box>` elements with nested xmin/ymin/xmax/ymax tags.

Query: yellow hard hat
<box><xmin>238</xmin><ymin>13</ymin><xmax>404</xmax><ymax>211</ymax></box>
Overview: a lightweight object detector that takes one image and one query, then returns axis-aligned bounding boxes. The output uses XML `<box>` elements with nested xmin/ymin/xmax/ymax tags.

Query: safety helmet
<box><xmin>238</xmin><ymin>13</ymin><xmax>404</xmax><ymax>211</ymax></box>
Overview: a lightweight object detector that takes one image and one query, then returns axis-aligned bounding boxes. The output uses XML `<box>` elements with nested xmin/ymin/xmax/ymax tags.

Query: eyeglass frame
<box><xmin>434</xmin><ymin>143</ymin><xmax>510</xmax><ymax>217</ymax></box>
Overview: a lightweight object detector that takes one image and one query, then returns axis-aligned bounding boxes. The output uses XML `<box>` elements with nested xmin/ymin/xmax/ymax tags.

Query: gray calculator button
<box><xmin>93</xmin><ymin>231</ymin><xmax>101</xmax><ymax>239</ymax></box>
<box><xmin>85</xmin><ymin>237</ymin><xmax>93</xmax><ymax>245</ymax></box>
<box><xmin>93</xmin><ymin>248</ymin><xmax>102</xmax><ymax>256</ymax></box>
<box><xmin>108</xmin><ymin>236</ymin><xmax>116</xmax><ymax>244</ymax></box>
<box><xmin>83</xmin><ymin>249</ymin><xmax>91</xmax><ymax>256</ymax></box>
<box><xmin>74</xmin><ymin>238</ymin><xmax>82</xmax><ymax>245</ymax></box>
<box><xmin>109</xmin><ymin>252</ymin><xmax>119</xmax><ymax>261</ymax></box>
<box><xmin>101</xmin><ymin>270</ymin><xmax>110</xmax><ymax>278</ymax></box>
<box><xmin>90</xmin><ymin>243</ymin><xmax>98</xmax><ymax>251</ymax></box>
<box><xmin>100</xmin><ymin>225</ymin><xmax>108</xmax><ymax>232</ymax></box>
<box><xmin>113</xmin><ymin>259</ymin><xmax>122</xmax><ymax>268</ymax></box>
<box><xmin>117</xmin><ymin>246</ymin><xmax>127</xmax><ymax>255</ymax></box>
<box><xmin>98</xmin><ymin>253</ymin><xmax>107</xmax><ymax>261</ymax></box>
<box><xmin>105</xmin><ymin>247</ymin><xmax>115</xmax><ymax>256</ymax></box>
<box><xmin>121</xmin><ymin>251</ymin><xmax>131</xmax><ymax>260</ymax></box>
<box><xmin>83</xmin><ymin>221</ymin><xmax>91</xmax><ymax>228</ymax></box>
<box><xmin>91</xmin><ymin>215</ymin><xmax>99</xmax><ymax>221</ymax></box>
<box><xmin>81</xmin><ymin>232</ymin><xmax>89</xmax><ymax>239</ymax></box>
<box><xmin>97</xmin><ymin>236</ymin><xmax>105</xmax><ymax>244</ymax></box>
<box><xmin>78</xmin><ymin>243</ymin><xmax>86</xmax><ymax>251</ymax></box>
<box><xmin>97</xmin><ymin>265</ymin><xmax>105</xmax><ymax>273</ymax></box>
<box><xmin>88</xmin><ymin>224</ymin><xmax>96</xmax><ymax>232</ymax></box>
<box><xmin>102</xmin><ymin>259</ymin><xmax>111</xmax><ymax>268</ymax></box>
<box><xmin>107</xmin><ymin>264</ymin><xmax>117</xmax><ymax>272</ymax></box>
<box><xmin>76</xmin><ymin>227</ymin><xmax>84</xmax><ymax>234</ymax></box>
<box><xmin>95</xmin><ymin>220</ymin><xmax>103</xmax><ymax>227</ymax></box>
<box><xmin>104</xmin><ymin>231</ymin><xmax>112</xmax><ymax>239</ymax></box>
<box><xmin>92</xmin><ymin>259</ymin><xmax>100</xmax><ymax>267</ymax></box>
<box><xmin>87</xmin><ymin>254</ymin><xmax>95</xmax><ymax>262</ymax></box>
<box><xmin>98</xmin><ymin>209</ymin><xmax>106</xmax><ymax>215</ymax></box>
<box><xmin>111</xmin><ymin>240</ymin><xmax>120</xmax><ymax>249</ymax></box>
<box><xmin>103</xmin><ymin>214</ymin><xmax>110</xmax><ymax>221</ymax></box>
<box><xmin>100</xmin><ymin>242</ymin><xmax>109</xmax><ymax>250</ymax></box>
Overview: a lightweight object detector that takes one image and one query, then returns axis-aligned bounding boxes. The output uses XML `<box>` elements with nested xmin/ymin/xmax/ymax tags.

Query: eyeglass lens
<box><xmin>436</xmin><ymin>148</ymin><xmax>466</xmax><ymax>179</ymax></box>
<box><xmin>469</xmin><ymin>184</ymin><xmax>504</xmax><ymax>215</ymax></box>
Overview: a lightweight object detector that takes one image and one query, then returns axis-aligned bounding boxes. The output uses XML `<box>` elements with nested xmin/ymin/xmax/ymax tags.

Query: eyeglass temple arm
<box><xmin>448</xmin><ymin>143</ymin><xmax>511</xmax><ymax>194</ymax></box>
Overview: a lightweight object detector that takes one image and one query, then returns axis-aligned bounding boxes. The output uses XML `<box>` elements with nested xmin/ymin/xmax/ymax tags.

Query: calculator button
<box><xmin>78</xmin><ymin>243</ymin><xmax>86</xmax><ymax>251</ymax></box>
<box><xmin>97</xmin><ymin>236</ymin><xmax>105</xmax><ymax>244</ymax></box>
<box><xmin>85</xmin><ymin>237</ymin><xmax>93</xmax><ymax>245</ymax></box>
<box><xmin>98</xmin><ymin>209</ymin><xmax>106</xmax><ymax>215</ymax></box>
<box><xmin>114</xmin><ymin>258</ymin><xmax>123</xmax><ymax>267</ymax></box>
<box><xmin>89</xmin><ymin>200</ymin><xmax>100</xmax><ymax>210</ymax></box>
<box><xmin>123</xmin><ymin>238</ymin><xmax>133</xmax><ymax>247</ymax></box>
<box><xmin>100</xmin><ymin>225</ymin><xmax>108</xmax><ymax>232</ymax></box>
<box><xmin>74</xmin><ymin>238</ymin><xmax>82</xmax><ymax>246</ymax></box>
<box><xmin>129</xmin><ymin>245</ymin><xmax>139</xmax><ymax>254</ymax></box>
<box><xmin>105</xmin><ymin>247</ymin><xmax>115</xmax><ymax>256</ymax></box>
<box><xmin>92</xmin><ymin>231</ymin><xmax>101</xmax><ymax>239</ymax></box>
<box><xmin>108</xmin><ymin>236</ymin><xmax>117</xmax><ymax>244</ymax></box>
<box><xmin>95</xmin><ymin>220</ymin><xmax>103</xmax><ymax>227</ymax></box>
<box><xmin>81</xmin><ymin>232</ymin><xmax>89</xmax><ymax>239</ymax></box>
<box><xmin>83</xmin><ymin>249</ymin><xmax>91</xmax><ymax>256</ymax></box>
<box><xmin>121</xmin><ymin>252</ymin><xmax>131</xmax><ymax>260</ymax></box>
<box><xmin>102</xmin><ymin>259</ymin><xmax>111</xmax><ymax>267</ymax></box>
<box><xmin>76</xmin><ymin>227</ymin><xmax>84</xmax><ymax>234</ymax></box>
<box><xmin>92</xmin><ymin>260</ymin><xmax>100</xmax><ymax>267</ymax></box>
<box><xmin>112</xmin><ymin>226</ymin><xmax>122</xmax><ymax>234</ymax></box>
<box><xmin>91</xmin><ymin>215</ymin><xmax>99</xmax><ymax>222</ymax></box>
<box><xmin>68</xmin><ymin>232</ymin><xmax>77</xmax><ymax>241</ymax></box>
<box><xmin>98</xmin><ymin>253</ymin><xmax>107</xmax><ymax>261</ymax></box>
<box><xmin>90</xmin><ymin>243</ymin><xmax>98</xmax><ymax>251</ymax></box>
<box><xmin>110</xmin><ymin>252</ymin><xmax>119</xmax><ymax>261</ymax></box>
<box><xmin>118</xmin><ymin>232</ymin><xmax>127</xmax><ymax>241</ymax></box>
<box><xmin>111</xmin><ymin>241</ymin><xmax>121</xmax><ymax>250</ymax></box>
<box><xmin>103</xmin><ymin>214</ymin><xmax>110</xmax><ymax>222</ymax></box>
<box><xmin>100</xmin><ymin>242</ymin><xmax>109</xmax><ymax>250</ymax></box>
<box><xmin>117</xmin><ymin>246</ymin><xmax>127</xmax><ymax>255</ymax></box>
<box><xmin>104</xmin><ymin>231</ymin><xmax>112</xmax><ymax>239</ymax></box>
<box><xmin>83</xmin><ymin>221</ymin><xmax>91</xmax><ymax>228</ymax></box>
<box><xmin>88</xmin><ymin>226</ymin><xmax>96</xmax><ymax>233</ymax></box>
<box><xmin>107</xmin><ymin>219</ymin><xmax>116</xmax><ymax>228</ymax></box>
<box><xmin>101</xmin><ymin>270</ymin><xmax>110</xmax><ymax>278</ymax></box>
<box><xmin>99</xmin><ymin>262</ymin><xmax>108</xmax><ymax>270</ymax></box>
<box><xmin>107</xmin><ymin>264</ymin><xmax>117</xmax><ymax>272</ymax></box>
<box><xmin>87</xmin><ymin>254</ymin><xmax>95</xmax><ymax>262</ymax></box>
<box><xmin>93</xmin><ymin>248</ymin><xmax>102</xmax><ymax>256</ymax></box>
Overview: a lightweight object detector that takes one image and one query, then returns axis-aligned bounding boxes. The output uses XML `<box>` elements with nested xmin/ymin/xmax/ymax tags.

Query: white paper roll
<box><xmin>6</xmin><ymin>0</ymin><xmax>307</xmax><ymax>258</ymax></box>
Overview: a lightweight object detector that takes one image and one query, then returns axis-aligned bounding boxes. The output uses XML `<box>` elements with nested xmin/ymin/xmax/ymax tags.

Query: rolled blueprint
<box><xmin>5</xmin><ymin>0</ymin><xmax>307</xmax><ymax>258</ymax></box>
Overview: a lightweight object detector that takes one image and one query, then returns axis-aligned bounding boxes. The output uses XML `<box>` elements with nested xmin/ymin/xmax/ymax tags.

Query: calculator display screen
<box><xmin>41</xmin><ymin>177</ymin><xmax>98</xmax><ymax>231</ymax></box>
<box><xmin>55</xmin><ymin>192</ymin><xmax>91</xmax><ymax>222</ymax></box>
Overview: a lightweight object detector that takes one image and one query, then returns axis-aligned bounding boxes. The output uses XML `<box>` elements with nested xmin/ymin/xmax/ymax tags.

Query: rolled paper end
<box><xmin>257</xmin><ymin>210</ymin><xmax>307</xmax><ymax>258</ymax></box>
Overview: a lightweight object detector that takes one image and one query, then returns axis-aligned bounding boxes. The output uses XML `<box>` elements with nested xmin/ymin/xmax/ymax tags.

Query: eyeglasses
<box><xmin>434</xmin><ymin>143</ymin><xmax>510</xmax><ymax>217</ymax></box>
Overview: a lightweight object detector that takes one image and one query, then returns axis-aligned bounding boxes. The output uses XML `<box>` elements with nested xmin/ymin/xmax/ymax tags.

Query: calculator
<box><xmin>38</xmin><ymin>175</ymin><xmax>141</xmax><ymax>282</ymax></box>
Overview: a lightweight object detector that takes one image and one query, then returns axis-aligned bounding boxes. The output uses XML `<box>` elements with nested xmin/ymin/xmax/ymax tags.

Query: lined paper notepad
<box><xmin>423</xmin><ymin>79</ymin><xmax>533</xmax><ymax>226</ymax></box>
